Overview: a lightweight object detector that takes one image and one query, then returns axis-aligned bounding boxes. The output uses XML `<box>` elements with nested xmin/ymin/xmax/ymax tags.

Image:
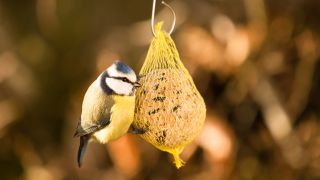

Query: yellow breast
<box><xmin>93</xmin><ymin>95</ymin><xmax>135</xmax><ymax>144</ymax></box>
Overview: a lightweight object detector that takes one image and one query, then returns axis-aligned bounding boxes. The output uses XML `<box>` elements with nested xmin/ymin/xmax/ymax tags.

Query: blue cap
<box><xmin>114</xmin><ymin>60</ymin><xmax>133</xmax><ymax>74</ymax></box>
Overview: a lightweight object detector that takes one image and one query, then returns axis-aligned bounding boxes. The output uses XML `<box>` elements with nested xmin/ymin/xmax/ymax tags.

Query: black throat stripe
<box><xmin>100</xmin><ymin>71</ymin><xmax>114</xmax><ymax>95</ymax></box>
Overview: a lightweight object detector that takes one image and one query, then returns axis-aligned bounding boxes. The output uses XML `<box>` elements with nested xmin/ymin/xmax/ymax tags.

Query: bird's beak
<box><xmin>133</xmin><ymin>82</ymin><xmax>141</xmax><ymax>88</ymax></box>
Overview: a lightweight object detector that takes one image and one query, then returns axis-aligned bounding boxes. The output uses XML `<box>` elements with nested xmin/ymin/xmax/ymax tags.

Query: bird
<box><xmin>74</xmin><ymin>60</ymin><xmax>144</xmax><ymax>167</ymax></box>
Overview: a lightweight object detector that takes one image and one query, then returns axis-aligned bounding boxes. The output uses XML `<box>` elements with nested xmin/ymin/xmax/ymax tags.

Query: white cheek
<box><xmin>106</xmin><ymin>78</ymin><xmax>133</xmax><ymax>95</ymax></box>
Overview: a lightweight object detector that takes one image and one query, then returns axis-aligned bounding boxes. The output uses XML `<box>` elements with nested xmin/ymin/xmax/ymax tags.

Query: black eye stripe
<box><xmin>111</xmin><ymin>76</ymin><xmax>132</xmax><ymax>83</ymax></box>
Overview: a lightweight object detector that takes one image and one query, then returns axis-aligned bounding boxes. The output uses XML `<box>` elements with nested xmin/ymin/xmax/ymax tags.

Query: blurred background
<box><xmin>0</xmin><ymin>0</ymin><xmax>319</xmax><ymax>179</ymax></box>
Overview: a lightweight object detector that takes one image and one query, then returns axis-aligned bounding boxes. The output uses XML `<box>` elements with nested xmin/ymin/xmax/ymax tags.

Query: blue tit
<box><xmin>74</xmin><ymin>60</ymin><xmax>144</xmax><ymax>167</ymax></box>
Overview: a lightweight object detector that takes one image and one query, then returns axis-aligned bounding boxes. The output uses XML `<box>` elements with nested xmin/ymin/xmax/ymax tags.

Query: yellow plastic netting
<box><xmin>133</xmin><ymin>22</ymin><xmax>206</xmax><ymax>168</ymax></box>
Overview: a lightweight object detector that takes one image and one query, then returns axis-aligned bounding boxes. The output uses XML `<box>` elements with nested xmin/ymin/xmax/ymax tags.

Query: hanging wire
<box><xmin>151</xmin><ymin>0</ymin><xmax>176</xmax><ymax>37</ymax></box>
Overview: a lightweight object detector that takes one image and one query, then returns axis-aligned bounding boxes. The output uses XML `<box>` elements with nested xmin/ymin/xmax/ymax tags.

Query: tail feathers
<box><xmin>77</xmin><ymin>135</ymin><xmax>89</xmax><ymax>167</ymax></box>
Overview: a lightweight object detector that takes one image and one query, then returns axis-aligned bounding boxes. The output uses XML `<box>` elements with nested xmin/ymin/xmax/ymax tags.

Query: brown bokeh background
<box><xmin>0</xmin><ymin>0</ymin><xmax>320</xmax><ymax>179</ymax></box>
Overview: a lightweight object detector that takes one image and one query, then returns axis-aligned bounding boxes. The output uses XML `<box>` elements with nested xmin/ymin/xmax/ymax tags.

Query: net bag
<box><xmin>133</xmin><ymin>23</ymin><xmax>206</xmax><ymax>168</ymax></box>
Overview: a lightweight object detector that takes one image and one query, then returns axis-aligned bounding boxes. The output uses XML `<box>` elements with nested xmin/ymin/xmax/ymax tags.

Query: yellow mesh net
<box><xmin>133</xmin><ymin>22</ymin><xmax>206</xmax><ymax>168</ymax></box>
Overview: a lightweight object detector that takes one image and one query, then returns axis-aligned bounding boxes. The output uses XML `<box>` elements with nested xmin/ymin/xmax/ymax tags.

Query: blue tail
<box><xmin>77</xmin><ymin>135</ymin><xmax>89</xmax><ymax>167</ymax></box>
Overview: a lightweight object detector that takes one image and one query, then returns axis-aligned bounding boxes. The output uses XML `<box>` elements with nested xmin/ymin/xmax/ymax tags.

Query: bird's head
<box><xmin>100</xmin><ymin>61</ymin><xmax>140</xmax><ymax>96</ymax></box>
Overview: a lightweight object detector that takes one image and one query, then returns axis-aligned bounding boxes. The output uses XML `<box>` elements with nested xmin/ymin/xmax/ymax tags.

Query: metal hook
<box><xmin>151</xmin><ymin>0</ymin><xmax>176</xmax><ymax>37</ymax></box>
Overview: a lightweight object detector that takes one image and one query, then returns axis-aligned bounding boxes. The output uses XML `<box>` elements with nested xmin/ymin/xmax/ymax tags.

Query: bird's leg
<box><xmin>128</xmin><ymin>125</ymin><xmax>146</xmax><ymax>134</ymax></box>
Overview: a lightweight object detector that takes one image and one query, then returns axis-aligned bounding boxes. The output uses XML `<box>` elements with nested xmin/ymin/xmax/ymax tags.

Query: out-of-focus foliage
<box><xmin>0</xmin><ymin>0</ymin><xmax>319</xmax><ymax>179</ymax></box>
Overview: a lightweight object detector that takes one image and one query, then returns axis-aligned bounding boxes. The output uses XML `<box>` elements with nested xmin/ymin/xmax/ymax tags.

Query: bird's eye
<box><xmin>120</xmin><ymin>78</ymin><xmax>129</xmax><ymax>83</ymax></box>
